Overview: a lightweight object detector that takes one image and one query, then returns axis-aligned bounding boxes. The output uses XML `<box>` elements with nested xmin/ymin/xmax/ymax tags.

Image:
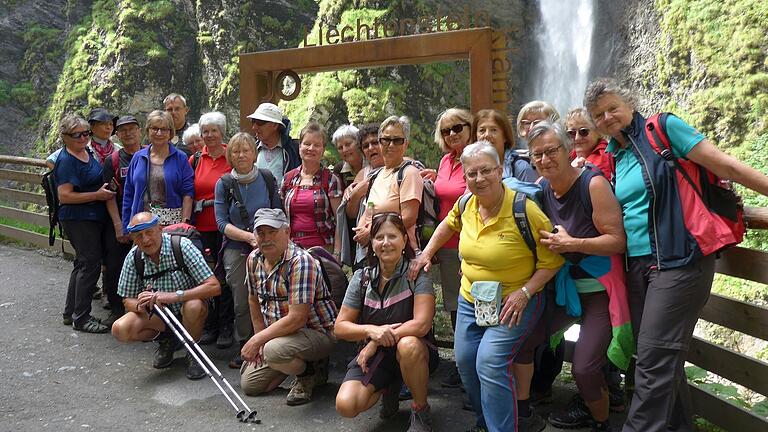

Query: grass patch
<box><xmin>0</xmin><ymin>216</ymin><xmax>48</xmax><ymax>235</ymax></box>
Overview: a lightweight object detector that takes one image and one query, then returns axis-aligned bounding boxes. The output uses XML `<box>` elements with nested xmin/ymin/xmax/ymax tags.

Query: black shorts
<box><xmin>342</xmin><ymin>340</ymin><xmax>439</xmax><ymax>391</ymax></box>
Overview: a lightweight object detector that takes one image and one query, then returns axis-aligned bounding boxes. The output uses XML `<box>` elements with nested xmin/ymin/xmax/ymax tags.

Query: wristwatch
<box><xmin>175</xmin><ymin>290</ymin><xmax>185</xmax><ymax>301</ymax></box>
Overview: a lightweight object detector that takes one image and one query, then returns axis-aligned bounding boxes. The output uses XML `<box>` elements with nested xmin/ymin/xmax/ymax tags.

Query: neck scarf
<box><xmin>90</xmin><ymin>138</ymin><xmax>114</xmax><ymax>164</ymax></box>
<box><xmin>231</xmin><ymin>164</ymin><xmax>258</xmax><ymax>184</ymax></box>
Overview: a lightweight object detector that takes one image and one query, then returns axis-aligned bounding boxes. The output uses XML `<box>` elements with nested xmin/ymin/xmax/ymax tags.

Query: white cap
<box><xmin>247</xmin><ymin>102</ymin><xmax>284</xmax><ymax>125</ymax></box>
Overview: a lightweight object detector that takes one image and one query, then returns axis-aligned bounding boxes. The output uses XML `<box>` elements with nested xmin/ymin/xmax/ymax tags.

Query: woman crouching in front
<box><xmin>410</xmin><ymin>141</ymin><xmax>564</xmax><ymax>432</ymax></box>
<box><xmin>335</xmin><ymin>213</ymin><xmax>438</xmax><ymax>432</ymax></box>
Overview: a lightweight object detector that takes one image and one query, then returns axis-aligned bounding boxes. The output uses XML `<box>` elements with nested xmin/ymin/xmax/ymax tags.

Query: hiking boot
<box><xmin>229</xmin><ymin>340</ymin><xmax>246</xmax><ymax>369</ymax></box>
<box><xmin>216</xmin><ymin>324</ymin><xmax>233</xmax><ymax>348</ymax></box>
<box><xmin>441</xmin><ymin>363</ymin><xmax>463</xmax><ymax>388</ymax></box>
<box><xmin>461</xmin><ymin>394</ymin><xmax>474</xmax><ymax>411</ymax></box>
<box><xmin>407</xmin><ymin>404</ymin><xmax>433</xmax><ymax>432</ymax></box>
<box><xmin>72</xmin><ymin>316</ymin><xmax>109</xmax><ymax>334</ymax></box>
<box><xmin>153</xmin><ymin>334</ymin><xmax>178</xmax><ymax>369</ymax></box>
<box><xmin>608</xmin><ymin>385</ymin><xmax>626</xmax><ymax>413</ymax></box>
<box><xmin>199</xmin><ymin>327</ymin><xmax>218</xmax><ymax>345</ymax></box>
<box><xmin>101</xmin><ymin>310</ymin><xmax>124</xmax><ymax>328</ymax></box>
<box><xmin>518</xmin><ymin>407</ymin><xmax>546</xmax><ymax>432</ymax></box>
<box><xmin>548</xmin><ymin>394</ymin><xmax>592</xmax><ymax>429</ymax></box>
<box><xmin>286</xmin><ymin>374</ymin><xmax>315</xmax><ymax>406</ymax></box>
<box><xmin>380</xmin><ymin>380</ymin><xmax>401</xmax><ymax>419</ymax></box>
<box><xmin>62</xmin><ymin>314</ymin><xmax>73</xmax><ymax>326</ymax></box>
<box><xmin>185</xmin><ymin>352</ymin><xmax>206</xmax><ymax>380</ymax></box>
<box><xmin>592</xmin><ymin>420</ymin><xmax>614</xmax><ymax>432</ymax></box>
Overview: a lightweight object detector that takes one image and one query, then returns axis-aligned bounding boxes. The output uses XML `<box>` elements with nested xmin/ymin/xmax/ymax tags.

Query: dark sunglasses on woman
<box><xmin>566</xmin><ymin>128</ymin><xmax>590</xmax><ymax>139</ymax></box>
<box><xmin>63</xmin><ymin>130</ymin><xmax>93</xmax><ymax>139</ymax></box>
<box><xmin>440</xmin><ymin>123</ymin><xmax>469</xmax><ymax>137</ymax></box>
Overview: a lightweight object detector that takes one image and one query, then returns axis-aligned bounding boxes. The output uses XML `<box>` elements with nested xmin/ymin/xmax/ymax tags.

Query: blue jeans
<box><xmin>454</xmin><ymin>293</ymin><xmax>544</xmax><ymax>432</ymax></box>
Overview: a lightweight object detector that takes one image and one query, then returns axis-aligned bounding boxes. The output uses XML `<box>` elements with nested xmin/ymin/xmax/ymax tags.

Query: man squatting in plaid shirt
<box><xmin>240</xmin><ymin>208</ymin><xmax>338</xmax><ymax>406</ymax></box>
<box><xmin>111</xmin><ymin>212</ymin><xmax>221</xmax><ymax>380</ymax></box>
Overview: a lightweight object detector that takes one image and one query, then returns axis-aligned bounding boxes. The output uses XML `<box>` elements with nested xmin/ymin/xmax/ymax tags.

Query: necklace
<box><xmin>481</xmin><ymin>188</ymin><xmax>505</xmax><ymax>223</ymax></box>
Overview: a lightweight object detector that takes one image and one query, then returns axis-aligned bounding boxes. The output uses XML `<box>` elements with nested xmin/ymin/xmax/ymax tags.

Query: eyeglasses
<box><xmin>529</xmin><ymin>144</ymin><xmax>563</xmax><ymax>161</ymax></box>
<box><xmin>566</xmin><ymin>128</ymin><xmax>591</xmax><ymax>139</ymax></box>
<box><xmin>440</xmin><ymin>123</ymin><xmax>469</xmax><ymax>137</ymax></box>
<box><xmin>63</xmin><ymin>130</ymin><xmax>93</xmax><ymax>139</ymax></box>
<box><xmin>464</xmin><ymin>166</ymin><xmax>498</xmax><ymax>180</ymax></box>
<box><xmin>251</xmin><ymin>119</ymin><xmax>268</xmax><ymax>126</ymax></box>
<box><xmin>520</xmin><ymin>119</ymin><xmax>544</xmax><ymax>129</ymax></box>
<box><xmin>149</xmin><ymin>127</ymin><xmax>171</xmax><ymax>135</ymax></box>
<box><xmin>379</xmin><ymin>136</ymin><xmax>405</xmax><ymax>146</ymax></box>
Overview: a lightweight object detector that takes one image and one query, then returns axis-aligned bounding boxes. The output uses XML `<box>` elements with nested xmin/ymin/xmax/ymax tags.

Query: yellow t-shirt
<box><xmin>445</xmin><ymin>185</ymin><xmax>565</xmax><ymax>303</ymax></box>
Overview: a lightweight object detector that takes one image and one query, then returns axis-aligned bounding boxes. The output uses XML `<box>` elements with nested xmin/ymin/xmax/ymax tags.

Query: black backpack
<box><xmin>41</xmin><ymin>159</ymin><xmax>62</xmax><ymax>246</ymax></box>
<box><xmin>133</xmin><ymin>223</ymin><xmax>211</xmax><ymax>283</ymax></box>
<box><xmin>306</xmin><ymin>246</ymin><xmax>348</xmax><ymax>309</ymax></box>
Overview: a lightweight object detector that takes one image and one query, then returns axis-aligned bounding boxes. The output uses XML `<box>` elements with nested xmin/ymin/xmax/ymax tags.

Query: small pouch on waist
<box><xmin>470</xmin><ymin>281</ymin><xmax>502</xmax><ymax>327</ymax></box>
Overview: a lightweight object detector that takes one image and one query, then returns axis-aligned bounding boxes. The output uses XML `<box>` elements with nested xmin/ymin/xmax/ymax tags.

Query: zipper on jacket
<box><xmin>627</xmin><ymin>133</ymin><xmax>662</xmax><ymax>269</ymax></box>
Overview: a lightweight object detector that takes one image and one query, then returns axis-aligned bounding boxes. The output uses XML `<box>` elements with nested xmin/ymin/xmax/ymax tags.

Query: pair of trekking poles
<box><xmin>150</xmin><ymin>298</ymin><xmax>260</xmax><ymax>424</ymax></box>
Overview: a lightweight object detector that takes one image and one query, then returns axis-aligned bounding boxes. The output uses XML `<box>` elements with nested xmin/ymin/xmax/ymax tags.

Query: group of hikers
<box><xmin>48</xmin><ymin>78</ymin><xmax>768</xmax><ymax>432</ymax></box>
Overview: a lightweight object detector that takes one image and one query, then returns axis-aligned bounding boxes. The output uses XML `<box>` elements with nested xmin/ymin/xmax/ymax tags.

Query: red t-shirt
<box><xmin>435</xmin><ymin>152</ymin><xmax>466</xmax><ymax>249</ymax></box>
<box><xmin>190</xmin><ymin>145</ymin><xmax>231</xmax><ymax>232</ymax></box>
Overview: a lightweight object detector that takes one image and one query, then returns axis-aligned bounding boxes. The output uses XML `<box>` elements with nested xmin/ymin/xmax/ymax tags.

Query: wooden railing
<box><xmin>0</xmin><ymin>154</ymin><xmax>766</xmax><ymax>430</ymax></box>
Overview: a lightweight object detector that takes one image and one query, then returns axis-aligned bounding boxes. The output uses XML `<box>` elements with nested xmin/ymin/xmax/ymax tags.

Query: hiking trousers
<box><xmin>61</xmin><ymin>219</ymin><xmax>120</xmax><ymax>326</ymax></box>
<box><xmin>622</xmin><ymin>254</ymin><xmax>715</xmax><ymax>432</ymax></box>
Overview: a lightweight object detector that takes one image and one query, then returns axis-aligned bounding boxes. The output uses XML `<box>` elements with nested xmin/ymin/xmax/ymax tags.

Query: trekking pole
<box><xmin>153</xmin><ymin>304</ymin><xmax>260</xmax><ymax>424</ymax></box>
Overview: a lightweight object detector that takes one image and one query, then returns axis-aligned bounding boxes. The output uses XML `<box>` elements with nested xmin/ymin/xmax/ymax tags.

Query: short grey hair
<box><xmin>199</xmin><ymin>111</ymin><xmax>227</xmax><ymax>137</ymax></box>
<box><xmin>181</xmin><ymin>123</ymin><xmax>200</xmax><ymax>146</ymax></box>
<box><xmin>583</xmin><ymin>77</ymin><xmax>637</xmax><ymax>113</ymax></box>
<box><xmin>434</xmin><ymin>108</ymin><xmax>473</xmax><ymax>152</ymax></box>
<box><xmin>516</xmin><ymin>100</ymin><xmax>560</xmax><ymax>133</ymax></box>
<box><xmin>163</xmin><ymin>93</ymin><xmax>187</xmax><ymax>107</ymax></box>
<box><xmin>379</xmin><ymin>115</ymin><xmax>410</xmax><ymax>141</ymax></box>
<box><xmin>527</xmin><ymin>120</ymin><xmax>572</xmax><ymax>152</ymax></box>
<box><xmin>332</xmin><ymin>124</ymin><xmax>360</xmax><ymax>147</ymax></box>
<box><xmin>59</xmin><ymin>113</ymin><xmax>89</xmax><ymax>135</ymax></box>
<box><xmin>460</xmin><ymin>140</ymin><xmax>501</xmax><ymax>167</ymax></box>
<box><xmin>566</xmin><ymin>107</ymin><xmax>596</xmax><ymax>129</ymax></box>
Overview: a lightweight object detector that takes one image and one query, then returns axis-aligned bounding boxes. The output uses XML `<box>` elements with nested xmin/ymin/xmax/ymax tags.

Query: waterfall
<box><xmin>531</xmin><ymin>0</ymin><xmax>594</xmax><ymax>116</ymax></box>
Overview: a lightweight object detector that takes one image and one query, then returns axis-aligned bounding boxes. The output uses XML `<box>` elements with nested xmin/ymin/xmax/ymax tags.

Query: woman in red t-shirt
<box><xmin>566</xmin><ymin>107</ymin><xmax>614</xmax><ymax>179</ymax></box>
<box><xmin>190</xmin><ymin>111</ymin><xmax>232</xmax><ymax>348</ymax></box>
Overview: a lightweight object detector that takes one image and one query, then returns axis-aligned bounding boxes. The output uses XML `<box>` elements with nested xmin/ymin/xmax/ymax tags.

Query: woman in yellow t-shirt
<box><xmin>410</xmin><ymin>140</ymin><xmax>563</xmax><ymax>432</ymax></box>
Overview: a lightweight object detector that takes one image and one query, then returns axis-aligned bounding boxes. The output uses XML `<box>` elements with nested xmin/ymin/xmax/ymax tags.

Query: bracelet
<box><xmin>521</xmin><ymin>286</ymin><xmax>532</xmax><ymax>300</ymax></box>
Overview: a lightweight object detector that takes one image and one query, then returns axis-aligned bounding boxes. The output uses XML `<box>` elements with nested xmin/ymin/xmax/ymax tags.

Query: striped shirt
<box><xmin>117</xmin><ymin>233</ymin><xmax>214</xmax><ymax>315</ymax></box>
<box><xmin>246</xmin><ymin>243</ymin><xmax>337</xmax><ymax>334</ymax></box>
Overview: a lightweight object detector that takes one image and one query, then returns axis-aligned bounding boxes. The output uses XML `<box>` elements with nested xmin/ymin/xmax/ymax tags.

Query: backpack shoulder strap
<box><xmin>222</xmin><ymin>174</ymin><xmax>252</xmax><ymax>230</ymax></box>
<box><xmin>458</xmin><ymin>192</ymin><xmax>472</xmax><ymax>216</ymax></box>
<box><xmin>170</xmin><ymin>235</ymin><xmax>188</xmax><ymax>275</ymax></box>
<box><xmin>258</xmin><ymin>169</ymin><xmax>279</xmax><ymax>208</ymax></box>
<box><xmin>133</xmin><ymin>248</ymin><xmax>145</xmax><ymax>284</ymax></box>
<box><xmin>513</xmin><ymin>191</ymin><xmax>538</xmax><ymax>263</ymax></box>
<box><xmin>396</xmin><ymin>160</ymin><xmax>416</xmax><ymax>186</ymax></box>
<box><xmin>363</xmin><ymin>167</ymin><xmax>384</xmax><ymax>206</ymax></box>
<box><xmin>646</xmin><ymin>112</ymin><xmax>704</xmax><ymax>198</ymax></box>
<box><xmin>191</xmin><ymin>151</ymin><xmax>202</xmax><ymax>171</ymax></box>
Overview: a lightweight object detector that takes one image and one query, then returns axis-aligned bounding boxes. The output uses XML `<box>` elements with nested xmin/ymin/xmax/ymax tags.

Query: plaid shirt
<box><xmin>280</xmin><ymin>166</ymin><xmax>342</xmax><ymax>244</ymax></box>
<box><xmin>246</xmin><ymin>242</ymin><xmax>337</xmax><ymax>334</ymax></box>
<box><xmin>117</xmin><ymin>233</ymin><xmax>214</xmax><ymax>315</ymax></box>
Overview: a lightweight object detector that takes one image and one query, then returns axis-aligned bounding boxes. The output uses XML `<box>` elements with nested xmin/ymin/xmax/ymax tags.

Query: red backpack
<box><xmin>645</xmin><ymin>113</ymin><xmax>745</xmax><ymax>255</ymax></box>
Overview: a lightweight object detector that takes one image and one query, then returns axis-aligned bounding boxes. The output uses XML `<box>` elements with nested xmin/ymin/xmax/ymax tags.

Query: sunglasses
<box><xmin>63</xmin><ymin>130</ymin><xmax>93</xmax><ymax>139</ymax></box>
<box><xmin>251</xmin><ymin>119</ymin><xmax>268</xmax><ymax>126</ymax></box>
<box><xmin>440</xmin><ymin>123</ymin><xmax>469</xmax><ymax>137</ymax></box>
<box><xmin>379</xmin><ymin>137</ymin><xmax>405</xmax><ymax>146</ymax></box>
<box><xmin>566</xmin><ymin>128</ymin><xmax>591</xmax><ymax>139</ymax></box>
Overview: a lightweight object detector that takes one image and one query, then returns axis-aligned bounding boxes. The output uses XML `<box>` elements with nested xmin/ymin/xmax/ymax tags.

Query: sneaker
<box><xmin>101</xmin><ymin>310</ymin><xmax>124</xmax><ymax>328</ymax></box>
<box><xmin>228</xmin><ymin>352</ymin><xmax>243</xmax><ymax>369</ymax></box>
<box><xmin>407</xmin><ymin>404</ymin><xmax>433</xmax><ymax>432</ymax></box>
<box><xmin>72</xmin><ymin>316</ymin><xmax>109</xmax><ymax>334</ymax></box>
<box><xmin>380</xmin><ymin>380</ymin><xmax>401</xmax><ymax>419</ymax></box>
<box><xmin>441</xmin><ymin>364</ymin><xmax>463</xmax><ymax>388</ymax></box>
<box><xmin>518</xmin><ymin>407</ymin><xmax>546</xmax><ymax>432</ymax></box>
<box><xmin>153</xmin><ymin>334</ymin><xmax>178</xmax><ymax>369</ymax></box>
<box><xmin>286</xmin><ymin>374</ymin><xmax>315</xmax><ymax>406</ymax></box>
<box><xmin>548</xmin><ymin>394</ymin><xmax>592</xmax><ymax>429</ymax></box>
<box><xmin>199</xmin><ymin>327</ymin><xmax>218</xmax><ymax>345</ymax></box>
<box><xmin>185</xmin><ymin>352</ymin><xmax>206</xmax><ymax>380</ymax></box>
<box><xmin>216</xmin><ymin>324</ymin><xmax>233</xmax><ymax>348</ymax></box>
<box><xmin>62</xmin><ymin>314</ymin><xmax>73</xmax><ymax>326</ymax></box>
<box><xmin>592</xmin><ymin>420</ymin><xmax>614</xmax><ymax>432</ymax></box>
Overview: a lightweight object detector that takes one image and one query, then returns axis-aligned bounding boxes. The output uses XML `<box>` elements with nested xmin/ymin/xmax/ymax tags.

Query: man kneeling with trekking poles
<box><xmin>112</xmin><ymin>212</ymin><xmax>221</xmax><ymax>380</ymax></box>
<box><xmin>240</xmin><ymin>208</ymin><xmax>338</xmax><ymax>405</ymax></box>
